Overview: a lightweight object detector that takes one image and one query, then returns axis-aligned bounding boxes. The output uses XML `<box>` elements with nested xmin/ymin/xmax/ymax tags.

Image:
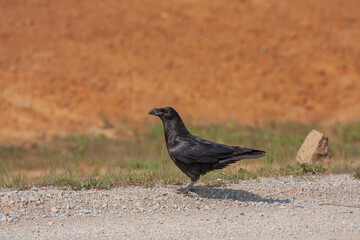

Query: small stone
<box><xmin>48</xmin><ymin>221</ymin><xmax>55</xmax><ymax>225</ymax></box>
<box><xmin>51</xmin><ymin>207</ymin><xmax>59</xmax><ymax>213</ymax></box>
<box><xmin>204</xmin><ymin>205</ymin><xmax>211</xmax><ymax>210</ymax></box>
<box><xmin>28</xmin><ymin>194</ymin><xmax>37</xmax><ymax>202</ymax></box>
<box><xmin>296</xmin><ymin>129</ymin><xmax>330</xmax><ymax>164</ymax></box>
<box><xmin>8</xmin><ymin>216</ymin><xmax>20</xmax><ymax>222</ymax></box>
<box><xmin>10</xmin><ymin>211</ymin><xmax>18</xmax><ymax>217</ymax></box>
<box><xmin>31</xmin><ymin>187</ymin><xmax>38</xmax><ymax>191</ymax></box>
<box><xmin>152</xmin><ymin>203</ymin><xmax>160</xmax><ymax>211</ymax></box>
<box><xmin>102</xmin><ymin>203</ymin><xmax>108</xmax><ymax>208</ymax></box>
<box><xmin>80</xmin><ymin>209</ymin><xmax>91</xmax><ymax>214</ymax></box>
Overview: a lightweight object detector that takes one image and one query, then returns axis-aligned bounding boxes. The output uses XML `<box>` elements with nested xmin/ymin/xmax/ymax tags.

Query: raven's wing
<box><xmin>168</xmin><ymin>135</ymin><xmax>252</xmax><ymax>164</ymax></box>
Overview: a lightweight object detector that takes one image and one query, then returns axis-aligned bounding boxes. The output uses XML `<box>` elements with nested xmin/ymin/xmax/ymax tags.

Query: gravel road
<box><xmin>1</xmin><ymin>174</ymin><xmax>360</xmax><ymax>239</ymax></box>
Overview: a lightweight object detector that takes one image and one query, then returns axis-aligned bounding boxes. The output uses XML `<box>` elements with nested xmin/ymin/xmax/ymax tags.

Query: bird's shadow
<box><xmin>184</xmin><ymin>186</ymin><xmax>291</xmax><ymax>204</ymax></box>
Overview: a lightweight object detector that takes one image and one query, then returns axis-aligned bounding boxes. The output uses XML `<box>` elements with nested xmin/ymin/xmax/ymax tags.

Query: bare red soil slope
<box><xmin>0</xmin><ymin>0</ymin><xmax>359</xmax><ymax>143</ymax></box>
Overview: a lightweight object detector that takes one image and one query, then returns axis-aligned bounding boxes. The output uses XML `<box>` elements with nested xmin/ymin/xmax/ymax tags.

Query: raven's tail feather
<box><xmin>215</xmin><ymin>149</ymin><xmax>266</xmax><ymax>169</ymax></box>
<box><xmin>238</xmin><ymin>149</ymin><xmax>266</xmax><ymax>159</ymax></box>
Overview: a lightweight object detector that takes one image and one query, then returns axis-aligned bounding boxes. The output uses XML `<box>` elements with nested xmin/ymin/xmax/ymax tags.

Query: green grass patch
<box><xmin>0</xmin><ymin>121</ymin><xmax>359</xmax><ymax>189</ymax></box>
<box><xmin>280</xmin><ymin>162</ymin><xmax>327</xmax><ymax>176</ymax></box>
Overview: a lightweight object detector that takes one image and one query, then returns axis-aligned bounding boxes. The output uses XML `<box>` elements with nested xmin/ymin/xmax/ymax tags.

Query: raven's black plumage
<box><xmin>148</xmin><ymin>106</ymin><xmax>266</xmax><ymax>193</ymax></box>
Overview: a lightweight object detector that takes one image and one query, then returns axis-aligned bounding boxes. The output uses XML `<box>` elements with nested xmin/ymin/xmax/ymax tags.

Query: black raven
<box><xmin>148</xmin><ymin>106</ymin><xmax>266</xmax><ymax>193</ymax></box>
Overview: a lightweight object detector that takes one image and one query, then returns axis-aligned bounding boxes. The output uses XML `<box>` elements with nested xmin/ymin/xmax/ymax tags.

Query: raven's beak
<box><xmin>148</xmin><ymin>108</ymin><xmax>164</xmax><ymax>116</ymax></box>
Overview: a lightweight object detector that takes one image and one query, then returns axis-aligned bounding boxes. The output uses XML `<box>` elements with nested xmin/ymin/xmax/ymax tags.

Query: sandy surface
<box><xmin>0</xmin><ymin>0</ymin><xmax>360</xmax><ymax>143</ymax></box>
<box><xmin>1</xmin><ymin>174</ymin><xmax>359</xmax><ymax>239</ymax></box>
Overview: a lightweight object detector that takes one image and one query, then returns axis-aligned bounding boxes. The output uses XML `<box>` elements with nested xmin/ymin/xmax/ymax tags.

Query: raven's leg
<box><xmin>182</xmin><ymin>180</ymin><xmax>197</xmax><ymax>194</ymax></box>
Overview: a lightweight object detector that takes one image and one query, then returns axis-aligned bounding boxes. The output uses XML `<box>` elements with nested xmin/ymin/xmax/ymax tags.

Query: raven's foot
<box><xmin>177</xmin><ymin>188</ymin><xmax>191</xmax><ymax>194</ymax></box>
<box><xmin>177</xmin><ymin>180</ymin><xmax>197</xmax><ymax>194</ymax></box>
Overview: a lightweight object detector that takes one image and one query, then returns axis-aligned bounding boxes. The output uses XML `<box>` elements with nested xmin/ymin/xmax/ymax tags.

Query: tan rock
<box><xmin>296</xmin><ymin>129</ymin><xmax>330</xmax><ymax>164</ymax></box>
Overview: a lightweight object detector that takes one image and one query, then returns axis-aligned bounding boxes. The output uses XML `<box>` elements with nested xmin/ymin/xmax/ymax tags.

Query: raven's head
<box><xmin>148</xmin><ymin>106</ymin><xmax>178</xmax><ymax>119</ymax></box>
<box><xmin>148</xmin><ymin>107</ymin><xmax>189</xmax><ymax>135</ymax></box>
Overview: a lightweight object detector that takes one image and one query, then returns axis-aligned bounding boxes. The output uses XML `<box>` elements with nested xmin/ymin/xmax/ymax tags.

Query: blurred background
<box><xmin>0</xmin><ymin>0</ymin><xmax>359</xmax><ymax>187</ymax></box>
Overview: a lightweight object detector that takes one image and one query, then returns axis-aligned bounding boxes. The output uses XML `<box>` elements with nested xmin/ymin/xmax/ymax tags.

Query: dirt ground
<box><xmin>0</xmin><ymin>0</ymin><xmax>359</xmax><ymax>143</ymax></box>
